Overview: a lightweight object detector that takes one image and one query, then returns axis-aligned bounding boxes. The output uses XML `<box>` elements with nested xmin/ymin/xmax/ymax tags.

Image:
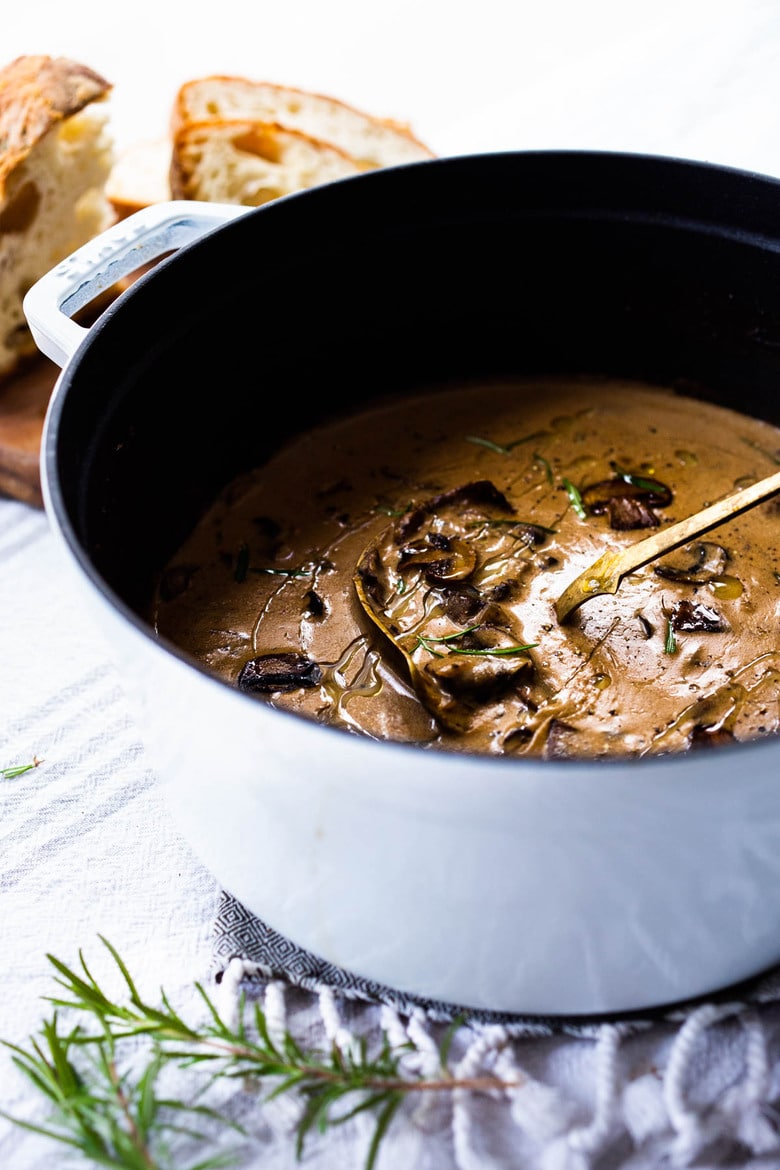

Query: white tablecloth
<box><xmin>4</xmin><ymin>3</ymin><xmax>780</xmax><ymax>1166</ymax></box>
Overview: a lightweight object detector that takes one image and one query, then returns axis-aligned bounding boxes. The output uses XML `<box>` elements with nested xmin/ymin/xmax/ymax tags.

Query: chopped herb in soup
<box><xmin>151</xmin><ymin>376</ymin><xmax>780</xmax><ymax>758</ymax></box>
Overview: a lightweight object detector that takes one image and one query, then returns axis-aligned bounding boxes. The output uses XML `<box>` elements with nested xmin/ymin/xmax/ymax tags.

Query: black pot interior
<box><xmin>49</xmin><ymin>150</ymin><xmax>780</xmax><ymax>618</ymax></box>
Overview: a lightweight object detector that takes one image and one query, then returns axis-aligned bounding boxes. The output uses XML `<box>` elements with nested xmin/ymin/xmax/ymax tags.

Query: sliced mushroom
<box><xmin>670</xmin><ymin>599</ymin><xmax>728</xmax><ymax>633</ymax></box>
<box><xmin>581</xmin><ymin>472</ymin><xmax>672</xmax><ymax>530</ymax></box>
<box><xmin>354</xmin><ymin>480</ymin><xmax>541</xmax><ymax>731</ymax></box>
<box><xmin>582</xmin><ymin>475</ymin><xmax>672</xmax><ymax>510</ymax></box>
<box><xmin>654</xmin><ymin>541</ymin><xmax>728</xmax><ymax>584</ymax></box>
<box><xmin>419</xmin><ymin>633</ymin><xmax>535</xmax><ymax>733</ymax></box>
<box><xmin>543</xmin><ymin>718</ymin><xmax>580</xmax><ymax>759</ymax></box>
<box><xmin>398</xmin><ymin>533</ymin><xmax>477</xmax><ymax>583</ymax></box>
<box><xmin>396</xmin><ymin>480</ymin><xmax>515</xmax><ymax>541</ymax></box>
<box><xmin>438</xmin><ymin>583</ymin><xmax>487</xmax><ymax>624</ymax></box>
<box><xmin>237</xmin><ymin>652</ymin><xmax>322</xmax><ymax>693</ymax></box>
<box><xmin>607</xmin><ymin>495</ymin><xmax>659</xmax><ymax>530</ymax></box>
<box><xmin>424</xmin><ymin>646</ymin><xmax>532</xmax><ymax>699</ymax></box>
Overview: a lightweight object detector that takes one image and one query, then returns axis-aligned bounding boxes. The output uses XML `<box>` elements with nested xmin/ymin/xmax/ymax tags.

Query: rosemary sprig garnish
<box><xmin>1</xmin><ymin>939</ymin><xmax>521</xmax><ymax>1170</ymax></box>
<box><xmin>238</xmin><ymin>549</ymin><xmax>316</xmax><ymax>582</ymax></box>
<box><xmin>562</xmin><ymin>478</ymin><xmax>587</xmax><ymax>520</ymax></box>
<box><xmin>249</xmin><ymin>566</ymin><xmax>311</xmax><ymax>578</ymax></box>
<box><xmin>375</xmin><ymin>502</ymin><xmax>414</xmax><ymax>517</ymax></box>
<box><xmin>415</xmin><ymin>627</ymin><xmax>537</xmax><ymax>658</ymax></box>
<box><xmin>465</xmin><ymin>430</ymin><xmax>547</xmax><ymax>454</ymax></box>
<box><xmin>609</xmin><ymin>463</ymin><xmax>669</xmax><ymax>493</ymax></box>
<box><xmin>1</xmin><ymin>757</ymin><xmax>42</xmax><ymax>778</ymax></box>
<box><xmin>664</xmin><ymin>619</ymin><xmax>678</xmax><ymax>655</ymax></box>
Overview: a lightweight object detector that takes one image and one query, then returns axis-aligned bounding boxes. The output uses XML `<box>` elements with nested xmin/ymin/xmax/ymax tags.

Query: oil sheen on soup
<box><xmin>151</xmin><ymin>376</ymin><xmax>780</xmax><ymax>758</ymax></box>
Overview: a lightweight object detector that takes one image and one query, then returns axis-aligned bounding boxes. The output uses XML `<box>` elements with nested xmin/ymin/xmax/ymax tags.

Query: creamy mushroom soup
<box><xmin>151</xmin><ymin>376</ymin><xmax>780</xmax><ymax>758</ymax></box>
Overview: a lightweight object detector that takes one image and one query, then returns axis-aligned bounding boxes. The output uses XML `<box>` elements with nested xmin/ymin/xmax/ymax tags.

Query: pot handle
<box><xmin>22</xmin><ymin>200</ymin><xmax>250</xmax><ymax>369</ymax></box>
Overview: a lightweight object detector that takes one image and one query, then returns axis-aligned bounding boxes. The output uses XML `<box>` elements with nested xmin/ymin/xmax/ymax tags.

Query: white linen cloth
<box><xmin>4</xmin><ymin>2</ymin><xmax>780</xmax><ymax>1166</ymax></box>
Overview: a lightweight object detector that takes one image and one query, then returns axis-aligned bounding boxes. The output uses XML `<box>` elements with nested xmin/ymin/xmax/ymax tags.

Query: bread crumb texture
<box><xmin>0</xmin><ymin>55</ymin><xmax>114</xmax><ymax>381</ymax></box>
<box><xmin>171</xmin><ymin>76</ymin><xmax>435</xmax><ymax>169</ymax></box>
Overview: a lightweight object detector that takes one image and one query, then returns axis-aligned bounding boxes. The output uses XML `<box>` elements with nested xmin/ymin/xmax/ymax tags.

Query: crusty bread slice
<box><xmin>0</xmin><ymin>55</ymin><xmax>115</xmax><ymax>381</ymax></box>
<box><xmin>170</xmin><ymin>119</ymin><xmax>366</xmax><ymax>205</ymax></box>
<box><xmin>107</xmin><ymin>76</ymin><xmax>435</xmax><ymax>219</ymax></box>
<box><xmin>171</xmin><ymin>76</ymin><xmax>435</xmax><ymax>169</ymax></box>
<box><xmin>105</xmin><ymin>136</ymin><xmax>172</xmax><ymax>220</ymax></box>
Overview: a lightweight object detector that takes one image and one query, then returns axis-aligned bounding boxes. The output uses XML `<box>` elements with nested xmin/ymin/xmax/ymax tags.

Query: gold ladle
<box><xmin>555</xmin><ymin>467</ymin><xmax>780</xmax><ymax>623</ymax></box>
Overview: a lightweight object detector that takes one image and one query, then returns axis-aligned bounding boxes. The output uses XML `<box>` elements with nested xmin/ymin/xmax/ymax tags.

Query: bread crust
<box><xmin>0</xmin><ymin>55</ymin><xmax>111</xmax><ymax>200</ymax></box>
<box><xmin>0</xmin><ymin>54</ymin><xmax>114</xmax><ymax>388</ymax></box>
<box><xmin>171</xmin><ymin>74</ymin><xmax>435</xmax><ymax>161</ymax></box>
<box><xmin>169</xmin><ymin>117</ymin><xmax>364</xmax><ymax>202</ymax></box>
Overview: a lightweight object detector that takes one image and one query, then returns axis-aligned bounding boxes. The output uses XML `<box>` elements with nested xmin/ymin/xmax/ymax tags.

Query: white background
<box><xmin>7</xmin><ymin>0</ymin><xmax>780</xmax><ymax>174</ymax></box>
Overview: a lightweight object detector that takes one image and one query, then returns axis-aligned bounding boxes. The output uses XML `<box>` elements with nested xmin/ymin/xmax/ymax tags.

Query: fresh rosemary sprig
<box><xmin>609</xmin><ymin>463</ymin><xmax>669</xmax><ymax>493</ymax></box>
<box><xmin>562</xmin><ymin>478</ymin><xmax>587</xmax><ymax>520</ymax></box>
<box><xmin>415</xmin><ymin>627</ymin><xmax>537</xmax><ymax>658</ymax></box>
<box><xmin>465</xmin><ymin>430</ymin><xmax>547</xmax><ymax>454</ymax></box>
<box><xmin>375</xmin><ymin>502</ymin><xmax>414</xmax><ymax>517</ymax></box>
<box><xmin>237</xmin><ymin>549</ymin><xmax>323</xmax><ymax>582</ymax></box>
<box><xmin>249</xmin><ymin>566</ymin><xmax>311</xmax><ymax>578</ymax></box>
<box><xmin>1</xmin><ymin>757</ymin><xmax>42</xmax><ymax>778</ymax></box>
<box><xmin>664</xmin><ymin>619</ymin><xmax>678</xmax><ymax>655</ymax></box>
<box><xmin>1</xmin><ymin>939</ymin><xmax>520</xmax><ymax>1170</ymax></box>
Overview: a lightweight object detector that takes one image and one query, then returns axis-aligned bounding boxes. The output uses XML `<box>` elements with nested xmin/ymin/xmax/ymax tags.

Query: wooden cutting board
<box><xmin>0</xmin><ymin>356</ymin><xmax>59</xmax><ymax>508</ymax></box>
<box><xmin>0</xmin><ymin>280</ymin><xmax>141</xmax><ymax>510</ymax></box>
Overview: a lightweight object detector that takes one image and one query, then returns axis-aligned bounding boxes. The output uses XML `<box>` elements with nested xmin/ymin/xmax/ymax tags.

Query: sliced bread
<box><xmin>105</xmin><ymin>136</ymin><xmax>172</xmax><ymax>220</ymax></box>
<box><xmin>0</xmin><ymin>55</ymin><xmax>115</xmax><ymax>381</ymax></box>
<box><xmin>169</xmin><ymin>119</ymin><xmax>366</xmax><ymax>205</ymax></box>
<box><xmin>171</xmin><ymin>75</ymin><xmax>435</xmax><ymax>169</ymax></box>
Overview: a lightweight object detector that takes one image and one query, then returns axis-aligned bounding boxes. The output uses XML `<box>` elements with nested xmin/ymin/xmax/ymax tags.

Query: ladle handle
<box><xmin>556</xmin><ymin>466</ymin><xmax>780</xmax><ymax>622</ymax></box>
<box><xmin>22</xmin><ymin>201</ymin><xmax>250</xmax><ymax>369</ymax></box>
<box><xmin>607</xmin><ymin>468</ymin><xmax>780</xmax><ymax>577</ymax></box>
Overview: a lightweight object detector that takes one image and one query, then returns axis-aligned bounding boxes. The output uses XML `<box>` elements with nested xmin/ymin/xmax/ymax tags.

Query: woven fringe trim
<box><xmin>213</xmin><ymin>956</ymin><xmax>780</xmax><ymax>1169</ymax></box>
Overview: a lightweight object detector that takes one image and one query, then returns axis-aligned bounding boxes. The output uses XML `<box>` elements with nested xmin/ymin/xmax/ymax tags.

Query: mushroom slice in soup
<box><xmin>354</xmin><ymin>481</ymin><xmax>540</xmax><ymax>732</ymax></box>
<box><xmin>653</xmin><ymin>540</ymin><xmax>729</xmax><ymax>584</ymax></box>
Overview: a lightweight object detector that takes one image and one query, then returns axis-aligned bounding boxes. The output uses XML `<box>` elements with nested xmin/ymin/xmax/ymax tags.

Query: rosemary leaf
<box><xmin>375</xmin><ymin>502</ymin><xmax>414</xmax><ymax>517</ymax></box>
<box><xmin>415</xmin><ymin>628</ymin><xmax>537</xmax><ymax>657</ymax></box>
<box><xmin>439</xmin><ymin>1014</ymin><xmax>467</xmax><ymax>1074</ymax></box>
<box><xmin>610</xmin><ymin>463</ymin><xmax>669</xmax><ymax>493</ymax></box>
<box><xmin>422</xmin><ymin>625</ymin><xmax>481</xmax><ymax>643</ymax></box>
<box><xmin>1</xmin><ymin>758</ymin><xmax>42</xmax><ymax>778</ymax></box>
<box><xmin>443</xmin><ymin>644</ymin><xmax>537</xmax><ymax>657</ymax></box>
<box><xmin>466</xmin><ymin>430</ymin><xmax>547</xmax><ymax>454</ymax></box>
<box><xmin>249</xmin><ymin>566</ymin><xmax>310</xmax><ymax>578</ymax></box>
<box><xmin>562</xmin><ymin>478</ymin><xmax>587</xmax><ymax>520</ymax></box>
<box><xmin>664</xmin><ymin>619</ymin><xmax>678</xmax><ymax>654</ymax></box>
<box><xmin>366</xmin><ymin>1093</ymin><xmax>404</xmax><ymax>1170</ymax></box>
<box><xmin>1</xmin><ymin>938</ymin><xmax>523</xmax><ymax>1170</ymax></box>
